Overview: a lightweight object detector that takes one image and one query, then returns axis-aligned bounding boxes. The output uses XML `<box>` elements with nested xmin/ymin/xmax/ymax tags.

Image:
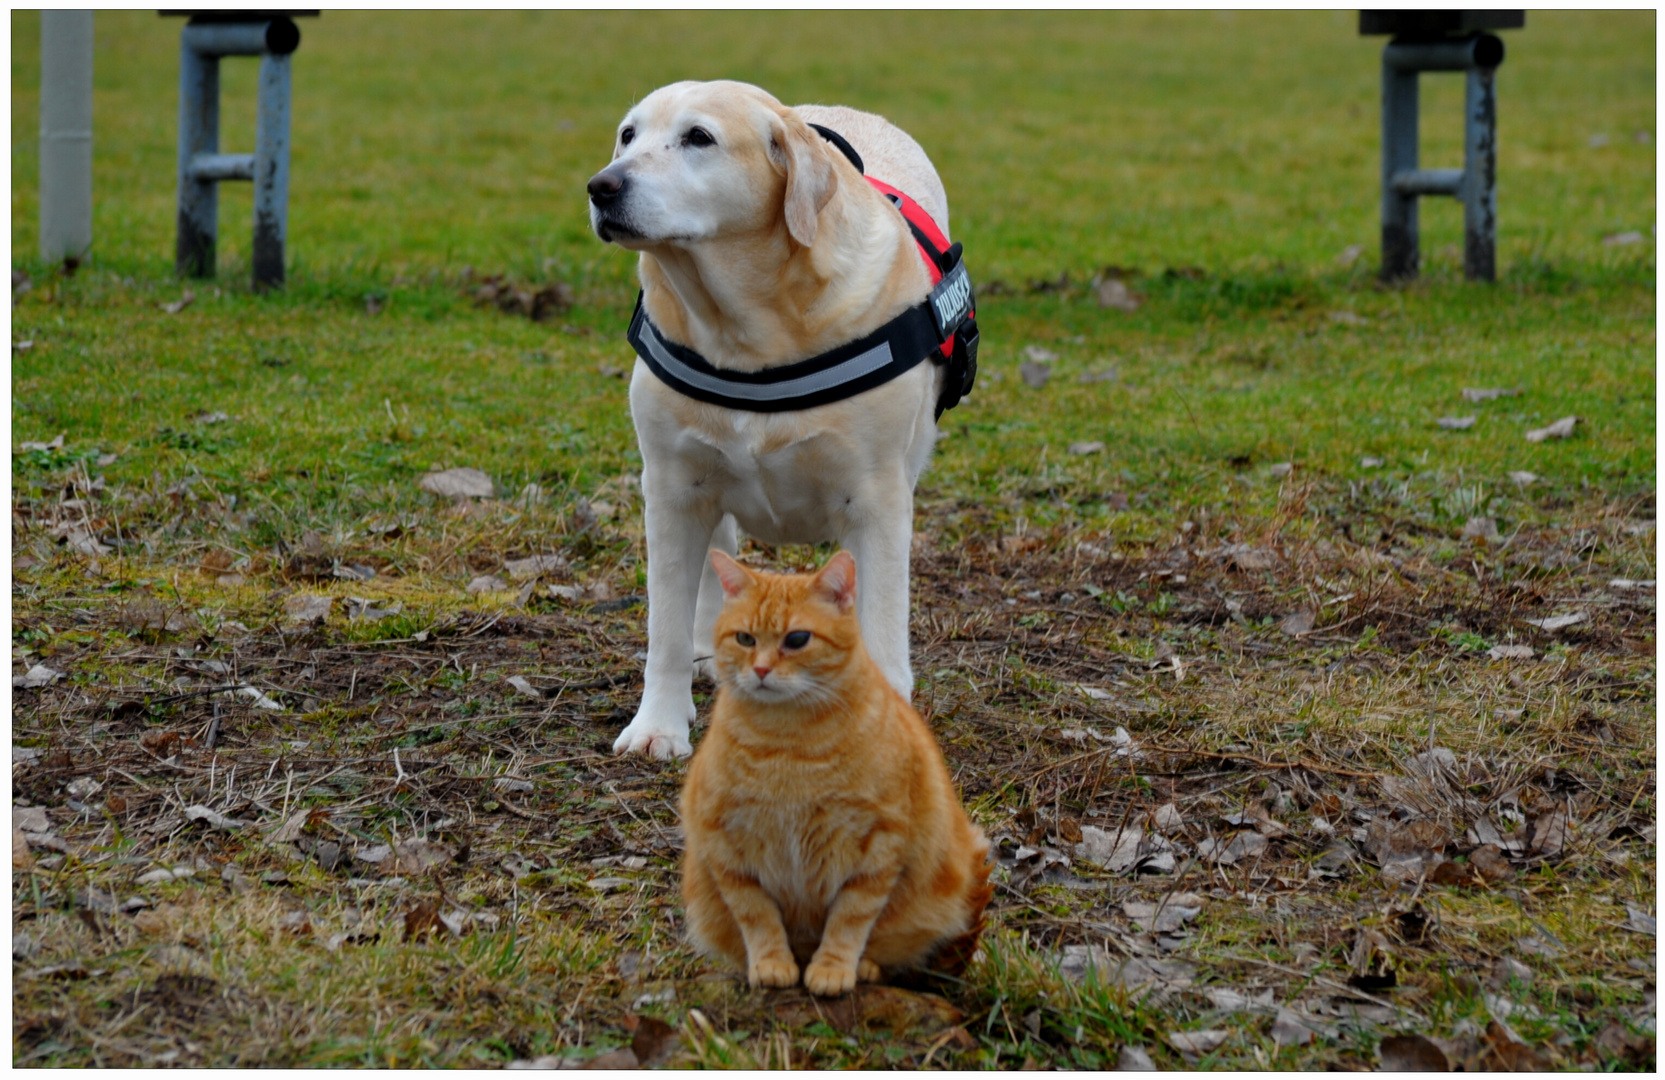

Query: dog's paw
<box><xmin>613</xmin><ymin>720</ymin><xmax>693</xmax><ymax>759</ymax></box>
<box><xmin>804</xmin><ymin>955</ymin><xmax>858</xmax><ymax>997</ymax></box>
<box><xmin>748</xmin><ymin>953</ymin><xmax>800</xmax><ymax>989</ymax></box>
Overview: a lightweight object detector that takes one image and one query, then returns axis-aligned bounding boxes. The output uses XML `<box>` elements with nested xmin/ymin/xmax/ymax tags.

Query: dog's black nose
<box><xmin>588</xmin><ymin>168</ymin><xmax>627</xmax><ymax>205</ymax></box>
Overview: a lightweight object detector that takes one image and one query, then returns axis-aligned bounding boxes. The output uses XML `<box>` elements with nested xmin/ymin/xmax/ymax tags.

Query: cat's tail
<box><xmin>928</xmin><ymin>841</ymin><xmax>995</xmax><ymax>978</ymax></box>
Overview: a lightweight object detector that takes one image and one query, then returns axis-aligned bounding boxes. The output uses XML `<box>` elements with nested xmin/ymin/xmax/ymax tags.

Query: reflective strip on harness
<box><xmin>628</xmin><ymin>293</ymin><xmax>943</xmax><ymax>414</ymax></box>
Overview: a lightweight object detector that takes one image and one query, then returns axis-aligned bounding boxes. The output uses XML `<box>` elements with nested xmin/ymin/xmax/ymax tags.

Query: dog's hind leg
<box><xmin>689</xmin><ymin>514</ymin><xmax>737</xmax><ymax>683</ymax></box>
<box><xmin>842</xmin><ymin>471</ymin><xmax>915</xmax><ymax>699</ymax></box>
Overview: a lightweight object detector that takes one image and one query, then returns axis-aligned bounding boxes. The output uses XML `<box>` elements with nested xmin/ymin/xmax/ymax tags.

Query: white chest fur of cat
<box><xmin>586</xmin><ymin>79</ymin><xmax>953</xmax><ymax>759</ymax></box>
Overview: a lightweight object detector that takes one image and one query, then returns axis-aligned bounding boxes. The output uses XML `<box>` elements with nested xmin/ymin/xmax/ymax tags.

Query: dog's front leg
<box><xmin>614</xmin><ymin>496</ymin><xmax>720</xmax><ymax>759</ymax></box>
<box><xmin>842</xmin><ymin>473</ymin><xmax>915</xmax><ymax>698</ymax></box>
<box><xmin>690</xmin><ymin>514</ymin><xmax>738</xmax><ymax>682</ymax></box>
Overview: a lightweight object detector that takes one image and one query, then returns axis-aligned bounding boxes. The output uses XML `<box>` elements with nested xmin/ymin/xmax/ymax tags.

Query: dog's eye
<box><xmin>782</xmin><ymin>631</ymin><xmax>811</xmax><ymax>650</ymax></box>
<box><xmin>735</xmin><ymin>631</ymin><xmax>756</xmax><ymax>647</ymax></box>
<box><xmin>619</xmin><ymin>126</ymin><xmax>634</xmax><ymax>146</ymax></box>
<box><xmin>684</xmin><ymin>127</ymin><xmax>715</xmax><ymax>148</ymax></box>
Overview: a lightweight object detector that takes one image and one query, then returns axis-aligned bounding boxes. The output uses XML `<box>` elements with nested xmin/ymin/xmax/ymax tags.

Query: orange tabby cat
<box><xmin>679</xmin><ymin>549</ymin><xmax>992</xmax><ymax>996</ymax></box>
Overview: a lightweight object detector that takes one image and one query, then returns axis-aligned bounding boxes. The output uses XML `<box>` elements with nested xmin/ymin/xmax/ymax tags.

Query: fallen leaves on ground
<box><xmin>1093</xmin><ymin>276</ymin><xmax>1141</xmax><ymax>312</ymax></box>
<box><xmin>161</xmin><ymin>291</ymin><xmax>195</xmax><ymax>314</ymax></box>
<box><xmin>1019</xmin><ymin>360</ymin><xmax>1052</xmax><ymax>389</ymax></box>
<box><xmin>418</xmin><ymin>467</ymin><xmax>495</xmax><ymax>500</ymax></box>
<box><xmin>1526</xmin><ymin>416</ymin><xmax>1579</xmax><ymax>442</ymax></box>
<box><xmin>1525</xmin><ymin>611</ymin><xmax>1586</xmax><ymax>632</ymax></box>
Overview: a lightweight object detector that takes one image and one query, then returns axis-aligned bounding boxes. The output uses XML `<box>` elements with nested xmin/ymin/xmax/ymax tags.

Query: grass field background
<box><xmin>9</xmin><ymin>10</ymin><xmax>1656</xmax><ymax>1070</ymax></box>
<box><xmin>9</xmin><ymin>10</ymin><xmax>1656</xmax><ymax>516</ymax></box>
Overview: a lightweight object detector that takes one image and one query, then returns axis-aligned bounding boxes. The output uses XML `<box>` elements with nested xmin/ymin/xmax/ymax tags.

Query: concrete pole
<box><xmin>39</xmin><ymin>10</ymin><xmax>94</xmax><ymax>264</ymax></box>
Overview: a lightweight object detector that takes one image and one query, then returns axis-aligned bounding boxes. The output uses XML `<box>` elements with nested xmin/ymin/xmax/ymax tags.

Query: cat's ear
<box><xmin>709</xmin><ymin>549</ymin><xmax>754</xmax><ymax>598</ymax></box>
<box><xmin>813</xmin><ymin>550</ymin><xmax>857</xmax><ymax>613</ymax></box>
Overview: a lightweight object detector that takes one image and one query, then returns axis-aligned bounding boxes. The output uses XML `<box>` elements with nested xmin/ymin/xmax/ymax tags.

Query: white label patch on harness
<box><xmin>929</xmin><ymin>260</ymin><xmax>973</xmax><ymax>340</ymax></box>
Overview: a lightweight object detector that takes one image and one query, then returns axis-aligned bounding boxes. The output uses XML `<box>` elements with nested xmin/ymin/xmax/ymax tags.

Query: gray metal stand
<box><xmin>1379</xmin><ymin>34</ymin><xmax>1503</xmax><ymax>282</ymax></box>
<box><xmin>1361</xmin><ymin>11</ymin><xmax>1523</xmax><ymax>283</ymax></box>
<box><xmin>170</xmin><ymin>15</ymin><xmax>302</xmax><ymax>289</ymax></box>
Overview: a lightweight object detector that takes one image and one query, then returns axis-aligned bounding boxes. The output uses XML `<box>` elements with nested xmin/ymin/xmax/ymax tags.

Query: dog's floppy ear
<box><xmin>768</xmin><ymin>111</ymin><xmax>838</xmax><ymax>248</ymax></box>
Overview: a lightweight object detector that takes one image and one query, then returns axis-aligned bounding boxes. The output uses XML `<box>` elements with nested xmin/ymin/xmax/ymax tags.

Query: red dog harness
<box><xmin>627</xmin><ymin>125</ymin><xmax>979</xmax><ymax>420</ymax></box>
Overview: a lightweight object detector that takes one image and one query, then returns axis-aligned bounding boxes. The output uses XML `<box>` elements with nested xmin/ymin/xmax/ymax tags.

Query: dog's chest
<box><xmin>669</xmin><ymin>415</ymin><xmax>865</xmax><ymax>543</ymax></box>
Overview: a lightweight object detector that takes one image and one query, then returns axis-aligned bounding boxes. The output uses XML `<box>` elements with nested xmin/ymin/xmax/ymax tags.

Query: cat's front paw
<box><xmin>748</xmin><ymin>953</ymin><xmax>800</xmax><ymax>989</ymax></box>
<box><xmin>857</xmin><ymin>957</ymin><xmax>882</xmax><ymax>984</ymax></box>
<box><xmin>804</xmin><ymin>956</ymin><xmax>858</xmax><ymax>997</ymax></box>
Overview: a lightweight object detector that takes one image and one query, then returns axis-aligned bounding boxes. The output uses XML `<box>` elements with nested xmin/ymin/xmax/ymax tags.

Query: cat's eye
<box><xmin>782</xmin><ymin>630</ymin><xmax>811</xmax><ymax>650</ymax></box>
<box><xmin>735</xmin><ymin>631</ymin><xmax>756</xmax><ymax>647</ymax></box>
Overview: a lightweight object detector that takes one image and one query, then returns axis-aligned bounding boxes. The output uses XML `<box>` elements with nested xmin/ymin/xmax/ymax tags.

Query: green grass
<box><xmin>10</xmin><ymin>9</ymin><xmax>1655</xmax><ymax>1071</ymax></box>
<box><xmin>10</xmin><ymin>10</ymin><xmax>1656</xmax><ymax>526</ymax></box>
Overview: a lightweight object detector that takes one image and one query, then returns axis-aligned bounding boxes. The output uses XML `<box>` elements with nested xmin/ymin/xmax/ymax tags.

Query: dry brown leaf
<box><xmin>418</xmin><ymin>467</ymin><xmax>494</xmax><ymax>500</ymax></box>
<box><xmin>1427</xmin><ymin>858</ymin><xmax>1479</xmax><ymax>887</ymax></box>
<box><xmin>269</xmin><ymin>809</ymin><xmax>313</xmax><ymax>845</ymax></box>
<box><xmin>1095</xmin><ymin>278</ymin><xmax>1141</xmax><ymax>312</ymax></box>
<box><xmin>162</xmin><ymin>290</ymin><xmax>195</xmax><ymax>314</ymax></box>
<box><xmin>1525</xmin><ymin>611</ymin><xmax>1585</xmax><ymax>632</ymax></box>
<box><xmin>182</xmin><ymin>805</ymin><xmax>246</xmax><ymax>830</ymax></box>
<box><xmin>1122</xmin><ymin>893</ymin><xmax>1204</xmax><ymax>934</ymax></box>
<box><xmin>1525</xmin><ymin>416</ymin><xmax>1578</xmax><ymax>442</ymax></box>
<box><xmin>283</xmin><ymin>594</ymin><xmax>333</xmax><ymax>626</ymax></box>
<box><xmin>1197</xmin><ymin>830</ymin><xmax>1268</xmax><ymax>865</ymax></box>
<box><xmin>1019</xmin><ymin>360</ymin><xmax>1052</xmax><ymax>389</ymax></box>
<box><xmin>12</xmin><ymin>664</ymin><xmax>63</xmax><ymax>689</ymax></box>
<box><xmin>626</xmin><ymin>1013</ymin><xmax>681</xmax><ymax>1068</ymax></box>
<box><xmin>504</xmin><ymin>553</ymin><xmax>569</xmax><ymax>580</ymax></box>
<box><xmin>1165</xmin><ymin>1029</ymin><xmax>1228</xmax><ymax>1055</ymax></box>
<box><xmin>403</xmin><ymin>901</ymin><xmax>451</xmax><ymax>941</ymax></box>
<box><xmin>1379</xmin><ymin>1032</ymin><xmax>1450</xmax><ymax>1070</ymax></box>
<box><xmin>1278</xmin><ymin>609</ymin><xmax>1315</xmax><ymax>636</ymax></box>
<box><xmin>1462</xmin><ymin>516</ymin><xmax>1500</xmax><ymax>543</ymax></box>
<box><xmin>1077</xmin><ymin>824</ymin><xmax>1143</xmax><ymax>872</ymax></box>
<box><xmin>1117</xmin><ymin>1044</ymin><xmax>1156</xmax><ymax>1069</ymax></box>
<box><xmin>1528</xmin><ymin>810</ymin><xmax>1570</xmax><ymax>856</ymax></box>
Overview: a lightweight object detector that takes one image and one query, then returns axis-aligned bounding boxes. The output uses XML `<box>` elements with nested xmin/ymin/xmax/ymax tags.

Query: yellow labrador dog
<box><xmin>588</xmin><ymin>80</ymin><xmax>974</xmax><ymax>759</ymax></box>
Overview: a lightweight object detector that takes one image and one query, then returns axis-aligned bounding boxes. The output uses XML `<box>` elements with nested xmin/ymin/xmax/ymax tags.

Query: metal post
<box><xmin>1380</xmin><ymin>53</ymin><xmax>1419</xmax><ymax>281</ymax></box>
<box><xmin>252</xmin><ymin>50</ymin><xmax>292</xmax><ymax>289</ymax></box>
<box><xmin>175</xmin><ymin>29</ymin><xmax>221</xmax><ymax>277</ymax></box>
<box><xmin>1463</xmin><ymin>64</ymin><xmax>1498</xmax><ymax>282</ymax></box>
<box><xmin>172</xmin><ymin>16</ymin><xmax>301</xmax><ymax>288</ymax></box>
<box><xmin>39</xmin><ymin>11</ymin><xmax>94</xmax><ymax>264</ymax></box>
<box><xmin>1376</xmin><ymin>33</ymin><xmax>1505</xmax><ymax>284</ymax></box>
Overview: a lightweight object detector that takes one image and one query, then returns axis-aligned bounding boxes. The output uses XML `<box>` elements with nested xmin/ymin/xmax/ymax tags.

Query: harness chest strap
<box><xmin>626</xmin><ymin>126</ymin><xmax>978</xmax><ymax>419</ymax></box>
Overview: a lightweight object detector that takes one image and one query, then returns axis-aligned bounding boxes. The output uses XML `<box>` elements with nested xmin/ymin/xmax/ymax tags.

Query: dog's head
<box><xmin>587</xmin><ymin>80</ymin><xmax>840</xmax><ymax>252</ymax></box>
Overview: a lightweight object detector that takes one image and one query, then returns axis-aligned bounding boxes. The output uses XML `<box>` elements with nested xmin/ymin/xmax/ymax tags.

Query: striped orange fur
<box><xmin>679</xmin><ymin>550</ymin><xmax>992</xmax><ymax>996</ymax></box>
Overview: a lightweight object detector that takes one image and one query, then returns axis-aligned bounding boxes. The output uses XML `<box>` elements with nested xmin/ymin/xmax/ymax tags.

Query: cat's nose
<box><xmin>753</xmin><ymin>666</ymin><xmax>771</xmax><ymax>681</ymax></box>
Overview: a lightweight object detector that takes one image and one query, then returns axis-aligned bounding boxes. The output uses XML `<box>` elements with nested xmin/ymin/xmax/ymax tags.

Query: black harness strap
<box><xmin>628</xmin><ymin>292</ymin><xmax>946</xmax><ymax>414</ymax></box>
